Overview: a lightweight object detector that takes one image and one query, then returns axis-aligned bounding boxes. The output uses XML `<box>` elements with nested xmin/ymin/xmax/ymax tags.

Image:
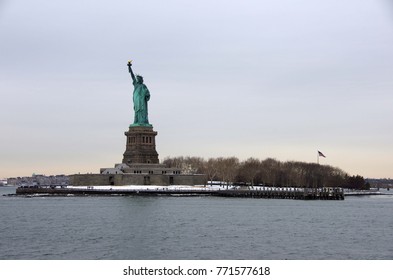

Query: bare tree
<box><xmin>204</xmin><ymin>158</ymin><xmax>220</xmax><ymax>185</ymax></box>
<box><xmin>214</xmin><ymin>157</ymin><xmax>239</xmax><ymax>188</ymax></box>
<box><xmin>237</xmin><ymin>158</ymin><xmax>261</xmax><ymax>187</ymax></box>
<box><xmin>260</xmin><ymin>158</ymin><xmax>281</xmax><ymax>187</ymax></box>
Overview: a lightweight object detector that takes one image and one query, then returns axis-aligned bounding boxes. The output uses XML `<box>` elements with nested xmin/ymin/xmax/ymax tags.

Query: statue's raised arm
<box><xmin>127</xmin><ymin>60</ymin><xmax>136</xmax><ymax>83</ymax></box>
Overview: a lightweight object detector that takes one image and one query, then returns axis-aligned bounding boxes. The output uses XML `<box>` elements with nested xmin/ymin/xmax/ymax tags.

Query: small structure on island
<box><xmin>70</xmin><ymin>61</ymin><xmax>206</xmax><ymax>186</ymax></box>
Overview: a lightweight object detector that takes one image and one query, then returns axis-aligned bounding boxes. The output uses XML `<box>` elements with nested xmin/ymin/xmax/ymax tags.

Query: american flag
<box><xmin>318</xmin><ymin>151</ymin><xmax>326</xmax><ymax>158</ymax></box>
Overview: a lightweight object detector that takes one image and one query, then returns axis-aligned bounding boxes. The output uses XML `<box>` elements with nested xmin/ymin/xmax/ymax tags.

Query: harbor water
<box><xmin>1</xmin><ymin>186</ymin><xmax>392</xmax><ymax>259</ymax></box>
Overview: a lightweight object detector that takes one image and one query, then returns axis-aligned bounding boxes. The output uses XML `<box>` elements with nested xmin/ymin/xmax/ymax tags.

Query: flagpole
<box><xmin>317</xmin><ymin>150</ymin><xmax>326</xmax><ymax>164</ymax></box>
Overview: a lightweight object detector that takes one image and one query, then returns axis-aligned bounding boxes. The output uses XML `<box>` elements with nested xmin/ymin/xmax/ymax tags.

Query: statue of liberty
<box><xmin>127</xmin><ymin>60</ymin><xmax>152</xmax><ymax>127</ymax></box>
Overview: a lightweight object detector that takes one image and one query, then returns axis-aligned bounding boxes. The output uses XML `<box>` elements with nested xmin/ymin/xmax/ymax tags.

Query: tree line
<box><xmin>162</xmin><ymin>156</ymin><xmax>369</xmax><ymax>189</ymax></box>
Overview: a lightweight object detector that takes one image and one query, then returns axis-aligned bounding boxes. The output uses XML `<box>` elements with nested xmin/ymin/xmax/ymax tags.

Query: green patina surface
<box><xmin>127</xmin><ymin>61</ymin><xmax>152</xmax><ymax>127</ymax></box>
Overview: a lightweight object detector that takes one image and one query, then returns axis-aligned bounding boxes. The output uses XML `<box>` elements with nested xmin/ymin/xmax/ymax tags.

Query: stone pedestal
<box><xmin>122</xmin><ymin>126</ymin><xmax>159</xmax><ymax>165</ymax></box>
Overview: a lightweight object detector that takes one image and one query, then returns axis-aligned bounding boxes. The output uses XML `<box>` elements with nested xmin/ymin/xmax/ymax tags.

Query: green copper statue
<box><xmin>127</xmin><ymin>60</ymin><xmax>152</xmax><ymax>127</ymax></box>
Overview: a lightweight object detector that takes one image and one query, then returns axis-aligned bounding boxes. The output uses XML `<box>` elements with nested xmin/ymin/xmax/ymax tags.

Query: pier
<box><xmin>15</xmin><ymin>186</ymin><xmax>345</xmax><ymax>200</ymax></box>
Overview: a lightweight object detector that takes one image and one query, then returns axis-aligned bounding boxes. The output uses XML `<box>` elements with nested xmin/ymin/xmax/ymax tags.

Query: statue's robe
<box><xmin>132</xmin><ymin>81</ymin><xmax>150</xmax><ymax>125</ymax></box>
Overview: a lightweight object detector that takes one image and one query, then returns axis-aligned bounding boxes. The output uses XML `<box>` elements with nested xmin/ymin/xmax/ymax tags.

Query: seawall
<box><xmin>15</xmin><ymin>186</ymin><xmax>345</xmax><ymax>200</ymax></box>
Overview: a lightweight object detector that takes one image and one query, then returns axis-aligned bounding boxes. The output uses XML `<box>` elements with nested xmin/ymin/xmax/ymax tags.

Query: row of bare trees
<box><xmin>163</xmin><ymin>156</ymin><xmax>364</xmax><ymax>188</ymax></box>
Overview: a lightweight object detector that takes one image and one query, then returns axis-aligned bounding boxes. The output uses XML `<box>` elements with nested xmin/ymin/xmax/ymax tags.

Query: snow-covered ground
<box><xmin>65</xmin><ymin>185</ymin><xmax>218</xmax><ymax>191</ymax></box>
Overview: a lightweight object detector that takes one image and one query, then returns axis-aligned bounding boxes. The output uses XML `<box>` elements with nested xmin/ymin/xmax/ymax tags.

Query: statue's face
<box><xmin>137</xmin><ymin>76</ymin><xmax>143</xmax><ymax>83</ymax></box>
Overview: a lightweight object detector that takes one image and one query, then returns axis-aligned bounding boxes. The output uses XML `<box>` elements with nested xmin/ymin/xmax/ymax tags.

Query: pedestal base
<box><xmin>122</xmin><ymin>126</ymin><xmax>159</xmax><ymax>165</ymax></box>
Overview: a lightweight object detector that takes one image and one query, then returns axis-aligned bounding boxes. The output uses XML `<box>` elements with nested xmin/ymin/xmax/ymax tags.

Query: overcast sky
<box><xmin>1</xmin><ymin>0</ymin><xmax>392</xmax><ymax>179</ymax></box>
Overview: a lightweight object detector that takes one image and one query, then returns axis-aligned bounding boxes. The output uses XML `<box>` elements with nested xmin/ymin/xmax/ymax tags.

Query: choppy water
<box><xmin>1</xmin><ymin>186</ymin><xmax>392</xmax><ymax>259</ymax></box>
